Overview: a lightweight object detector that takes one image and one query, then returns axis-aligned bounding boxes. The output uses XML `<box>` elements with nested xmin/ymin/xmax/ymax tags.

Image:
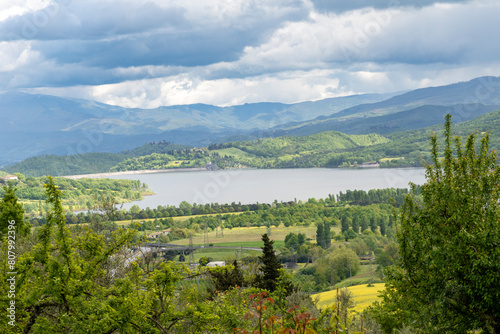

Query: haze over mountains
<box><xmin>2</xmin><ymin>76</ymin><xmax>500</xmax><ymax>166</ymax></box>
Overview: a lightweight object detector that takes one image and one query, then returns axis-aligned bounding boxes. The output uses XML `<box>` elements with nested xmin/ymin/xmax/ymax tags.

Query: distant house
<box><xmin>147</xmin><ymin>229</ymin><xmax>171</xmax><ymax>239</ymax></box>
<box><xmin>0</xmin><ymin>175</ymin><xmax>19</xmax><ymax>182</ymax></box>
<box><xmin>207</xmin><ymin>261</ymin><xmax>226</xmax><ymax>267</ymax></box>
<box><xmin>206</xmin><ymin>162</ymin><xmax>218</xmax><ymax>171</ymax></box>
<box><xmin>357</xmin><ymin>162</ymin><xmax>380</xmax><ymax>168</ymax></box>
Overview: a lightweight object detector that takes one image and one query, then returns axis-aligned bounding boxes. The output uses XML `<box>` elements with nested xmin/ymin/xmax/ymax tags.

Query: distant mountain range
<box><xmin>1</xmin><ymin>76</ymin><xmax>500</xmax><ymax>165</ymax></box>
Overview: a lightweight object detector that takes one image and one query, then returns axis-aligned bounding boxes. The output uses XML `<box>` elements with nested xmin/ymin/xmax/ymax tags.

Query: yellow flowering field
<box><xmin>313</xmin><ymin>283</ymin><xmax>385</xmax><ymax>313</ymax></box>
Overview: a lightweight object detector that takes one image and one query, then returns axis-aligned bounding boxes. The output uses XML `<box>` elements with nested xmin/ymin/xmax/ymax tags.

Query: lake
<box><xmin>106</xmin><ymin>167</ymin><xmax>427</xmax><ymax>210</ymax></box>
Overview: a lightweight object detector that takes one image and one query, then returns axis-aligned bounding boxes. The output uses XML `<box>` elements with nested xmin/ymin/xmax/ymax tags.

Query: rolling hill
<box><xmin>2</xmin><ymin>76</ymin><xmax>500</xmax><ymax>167</ymax></box>
<box><xmin>0</xmin><ymin>91</ymin><xmax>392</xmax><ymax>164</ymax></box>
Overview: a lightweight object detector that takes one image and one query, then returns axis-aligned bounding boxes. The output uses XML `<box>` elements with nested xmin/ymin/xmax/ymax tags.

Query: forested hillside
<box><xmin>0</xmin><ymin>175</ymin><xmax>151</xmax><ymax>214</ymax></box>
<box><xmin>5</xmin><ymin>110</ymin><xmax>500</xmax><ymax>177</ymax></box>
<box><xmin>4</xmin><ymin>141</ymin><xmax>191</xmax><ymax>177</ymax></box>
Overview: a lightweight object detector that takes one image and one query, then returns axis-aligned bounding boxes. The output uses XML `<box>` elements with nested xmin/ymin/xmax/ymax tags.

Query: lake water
<box><xmin>106</xmin><ymin>167</ymin><xmax>427</xmax><ymax>210</ymax></box>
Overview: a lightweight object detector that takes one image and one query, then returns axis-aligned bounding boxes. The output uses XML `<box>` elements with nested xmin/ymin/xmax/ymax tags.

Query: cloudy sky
<box><xmin>1</xmin><ymin>0</ymin><xmax>499</xmax><ymax>108</ymax></box>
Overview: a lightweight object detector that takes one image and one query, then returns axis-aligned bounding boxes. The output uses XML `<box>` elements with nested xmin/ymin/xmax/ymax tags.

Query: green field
<box><xmin>182</xmin><ymin>247</ymin><xmax>262</xmax><ymax>263</ymax></box>
<box><xmin>211</xmin><ymin>147</ymin><xmax>257</xmax><ymax>159</ymax></box>
<box><xmin>313</xmin><ymin>283</ymin><xmax>385</xmax><ymax>313</ymax></box>
<box><xmin>170</xmin><ymin>225</ymin><xmax>319</xmax><ymax>247</ymax></box>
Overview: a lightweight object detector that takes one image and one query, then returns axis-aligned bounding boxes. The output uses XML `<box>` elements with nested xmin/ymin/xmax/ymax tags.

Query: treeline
<box><xmin>39</xmin><ymin>189</ymin><xmax>404</xmax><ymax>245</ymax></box>
<box><xmin>336</xmin><ymin>188</ymin><xmax>418</xmax><ymax>206</ymax></box>
<box><xmin>110</xmin><ymin>150</ymin><xmax>241</xmax><ymax>172</ymax></box>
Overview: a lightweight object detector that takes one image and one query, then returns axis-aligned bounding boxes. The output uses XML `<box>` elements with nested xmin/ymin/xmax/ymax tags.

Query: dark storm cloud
<box><xmin>0</xmin><ymin>0</ymin><xmax>310</xmax><ymax>88</ymax></box>
<box><xmin>0</xmin><ymin>2</ymin><xmax>187</xmax><ymax>41</ymax></box>
<box><xmin>1</xmin><ymin>0</ymin><xmax>499</xmax><ymax>107</ymax></box>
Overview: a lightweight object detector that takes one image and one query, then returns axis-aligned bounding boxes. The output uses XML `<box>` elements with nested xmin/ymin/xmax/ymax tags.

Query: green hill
<box><xmin>5</xmin><ymin>110</ymin><xmax>500</xmax><ymax>176</ymax></box>
<box><xmin>4</xmin><ymin>141</ymin><xmax>191</xmax><ymax>177</ymax></box>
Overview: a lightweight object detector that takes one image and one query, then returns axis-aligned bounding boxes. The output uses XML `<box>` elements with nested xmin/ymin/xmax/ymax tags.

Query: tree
<box><xmin>297</xmin><ymin>232</ymin><xmax>306</xmax><ymax>247</ymax></box>
<box><xmin>324</xmin><ymin>222</ymin><xmax>331</xmax><ymax>248</ymax></box>
<box><xmin>369</xmin><ymin>216</ymin><xmax>377</xmax><ymax>233</ymax></box>
<box><xmin>284</xmin><ymin>232</ymin><xmax>299</xmax><ymax>250</ymax></box>
<box><xmin>0</xmin><ymin>184</ymin><xmax>30</xmax><ymax>238</ymax></box>
<box><xmin>340</xmin><ymin>215</ymin><xmax>350</xmax><ymax>235</ymax></box>
<box><xmin>329</xmin><ymin>246</ymin><xmax>360</xmax><ymax>281</ymax></box>
<box><xmin>255</xmin><ymin>234</ymin><xmax>282</xmax><ymax>292</ymax></box>
<box><xmin>369</xmin><ymin>115</ymin><xmax>500</xmax><ymax>333</ymax></box>
<box><xmin>207</xmin><ymin>260</ymin><xmax>244</xmax><ymax>294</ymax></box>
<box><xmin>351</xmin><ymin>217</ymin><xmax>360</xmax><ymax>234</ymax></box>
<box><xmin>316</xmin><ymin>222</ymin><xmax>325</xmax><ymax>248</ymax></box>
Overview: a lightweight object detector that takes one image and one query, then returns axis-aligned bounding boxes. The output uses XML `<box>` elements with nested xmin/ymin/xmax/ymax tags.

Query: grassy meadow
<box><xmin>169</xmin><ymin>225</ymin><xmax>320</xmax><ymax>248</ymax></box>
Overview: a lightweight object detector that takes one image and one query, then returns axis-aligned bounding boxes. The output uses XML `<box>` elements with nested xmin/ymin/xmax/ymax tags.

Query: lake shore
<box><xmin>63</xmin><ymin>167</ymin><xmax>208</xmax><ymax>179</ymax></box>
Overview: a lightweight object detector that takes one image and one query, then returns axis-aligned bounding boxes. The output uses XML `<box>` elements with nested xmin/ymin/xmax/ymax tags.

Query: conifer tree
<box><xmin>340</xmin><ymin>215</ymin><xmax>350</xmax><ymax>235</ymax></box>
<box><xmin>352</xmin><ymin>217</ymin><xmax>360</xmax><ymax>234</ymax></box>
<box><xmin>255</xmin><ymin>233</ymin><xmax>282</xmax><ymax>292</ymax></box>
<box><xmin>324</xmin><ymin>221</ymin><xmax>331</xmax><ymax>248</ymax></box>
<box><xmin>316</xmin><ymin>222</ymin><xmax>325</xmax><ymax>248</ymax></box>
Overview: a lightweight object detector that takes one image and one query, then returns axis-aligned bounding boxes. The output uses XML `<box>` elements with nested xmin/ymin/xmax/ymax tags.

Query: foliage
<box><xmin>368</xmin><ymin>115</ymin><xmax>500</xmax><ymax>333</ymax></box>
<box><xmin>0</xmin><ymin>177</ymin><xmax>140</xmax><ymax>333</ymax></box>
<box><xmin>284</xmin><ymin>232</ymin><xmax>306</xmax><ymax>250</ymax></box>
<box><xmin>4</xmin><ymin>141</ymin><xmax>191</xmax><ymax>177</ymax></box>
<box><xmin>0</xmin><ymin>184</ymin><xmax>30</xmax><ymax>238</ymax></box>
<box><xmin>255</xmin><ymin>234</ymin><xmax>285</xmax><ymax>293</ymax></box>
<box><xmin>0</xmin><ymin>175</ymin><xmax>147</xmax><ymax>215</ymax></box>
<box><xmin>207</xmin><ymin>260</ymin><xmax>245</xmax><ymax>294</ymax></box>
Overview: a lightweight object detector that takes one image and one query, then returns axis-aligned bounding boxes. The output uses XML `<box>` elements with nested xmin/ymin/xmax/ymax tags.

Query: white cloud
<box><xmin>7</xmin><ymin>0</ymin><xmax>500</xmax><ymax>108</ymax></box>
<box><xmin>80</xmin><ymin>69</ymin><xmax>340</xmax><ymax>108</ymax></box>
<box><xmin>0</xmin><ymin>0</ymin><xmax>51</xmax><ymax>21</ymax></box>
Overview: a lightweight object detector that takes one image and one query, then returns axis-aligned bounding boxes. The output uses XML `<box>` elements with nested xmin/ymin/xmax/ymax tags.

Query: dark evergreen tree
<box><xmin>352</xmin><ymin>217</ymin><xmax>360</xmax><ymax>234</ymax></box>
<box><xmin>340</xmin><ymin>215</ymin><xmax>350</xmax><ymax>235</ymax></box>
<box><xmin>324</xmin><ymin>222</ymin><xmax>331</xmax><ymax>248</ymax></box>
<box><xmin>316</xmin><ymin>222</ymin><xmax>325</xmax><ymax>248</ymax></box>
<box><xmin>370</xmin><ymin>216</ymin><xmax>377</xmax><ymax>233</ymax></box>
<box><xmin>379</xmin><ymin>219</ymin><xmax>386</xmax><ymax>236</ymax></box>
<box><xmin>360</xmin><ymin>216</ymin><xmax>369</xmax><ymax>232</ymax></box>
<box><xmin>255</xmin><ymin>234</ymin><xmax>283</xmax><ymax>292</ymax></box>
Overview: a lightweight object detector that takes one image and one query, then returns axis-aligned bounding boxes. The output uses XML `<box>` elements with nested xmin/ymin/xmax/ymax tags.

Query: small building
<box><xmin>206</xmin><ymin>261</ymin><xmax>226</xmax><ymax>267</ymax></box>
<box><xmin>357</xmin><ymin>162</ymin><xmax>380</xmax><ymax>168</ymax></box>
<box><xmin>0</xmin><ymin>175</ymin><xmax>19</xmax><ymax>182</ymax></box>
<box><xmin>147</xmin><ymin>229</ymin><xmax>171</xmax><ymax>239</ymax></box>
<box><xmin>206</xmin><ymin>162</ymin><xmax>218</xmax><ymax>171</ymax></box>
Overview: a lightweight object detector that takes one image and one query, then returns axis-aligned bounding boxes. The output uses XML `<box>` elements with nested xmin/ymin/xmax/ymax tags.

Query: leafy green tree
<box><xmin>208</xmin><ymin>260</ymin><xmax>244</xmax><ymax>294</ymax></box>
<box><xmin>199</xmin><ymin>256</ymin><xmax>213</xmax><ymax>266</ymax></box>
<box><xmin>284</xmin><ymin>232</ymin><xmax>299</xmax><ymax>250</ymax></box>
<box><xmin>1</xmin><ymin>176</ymin><xmax>208</xmax><ymax>333</ymax></box>
<box><xmin>329</xmin><ymin>246</ymin><xmax>360</xmax><ymax>282</ymax></box>
<box><xmin>297</xmin><ymin>232</ymin><xmax>306</xmax><ymax>246</ymax></box>
<box><xmin>0</xmin><ymin>176</ymin><xmax>141</xmax><ymax>333</ymax></box>
<box><xmin>0</xmin><ymin>184</ymin><xmax>30</xmax><ymax>238</ymax></box>
<box><xmin>369</xmin><ymin>115</ymin><xmax>500</xmax><ymax>333</ymax></box>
